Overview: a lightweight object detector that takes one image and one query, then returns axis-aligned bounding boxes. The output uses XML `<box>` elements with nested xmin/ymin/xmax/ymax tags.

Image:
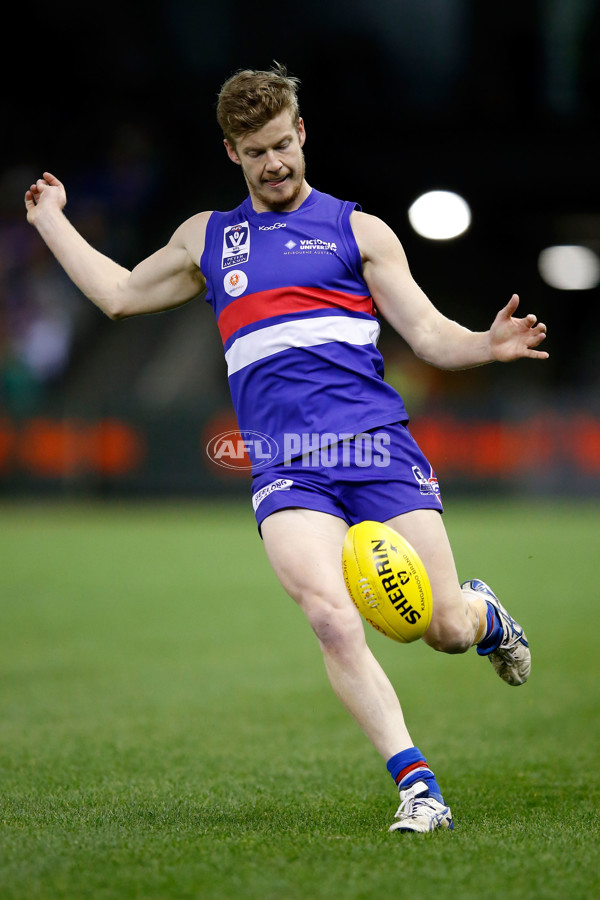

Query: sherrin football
<box><xmin>342</xmin><ymin>520</ymin><xmax>433</xmax><ymax>643</ymax></box>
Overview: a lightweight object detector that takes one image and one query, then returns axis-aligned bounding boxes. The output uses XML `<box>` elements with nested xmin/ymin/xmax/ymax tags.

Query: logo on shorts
<box><xmin>224</xmin><ymin>269</ymin><xmax>248</xmax><ymax>297</ymax></box>
<box><xmin>412</xmin><ymin>465</ymin><xmax>441</xmax><ymax>500</ymax></box>
<box><xmin>252</xmin><ymin>478</ymin><xmax>293</xmax><ymax>511</ymax></box>
<box><xmin>222</xmin><ymin>222</ymin><xmax>250</xmax><ymax>268</ymax></box>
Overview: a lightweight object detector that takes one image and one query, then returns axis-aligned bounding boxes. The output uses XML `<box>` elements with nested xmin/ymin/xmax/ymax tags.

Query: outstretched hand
<box><xmin>489</xmin><ymin>294</ymin><xmax>548</xmax><ymax>362</ymax></box>
<box><xmin>24</xmin><ymin>172</ymin><xmax>67</xmax><ymax>224</ymax></box>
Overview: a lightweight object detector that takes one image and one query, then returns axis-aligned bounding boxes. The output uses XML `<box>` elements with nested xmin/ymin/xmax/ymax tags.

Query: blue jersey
<box><xmin>201</xmin><ymin>188</ymin><xmax>407</xmax><ymax>470</ymax></box>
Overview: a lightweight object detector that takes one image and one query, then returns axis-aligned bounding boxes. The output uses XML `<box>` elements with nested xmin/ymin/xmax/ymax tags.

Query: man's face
<box><xmin>224</xmin><ymin>110</ymin><xmax>307</xmax><ymax>212</ymax></box>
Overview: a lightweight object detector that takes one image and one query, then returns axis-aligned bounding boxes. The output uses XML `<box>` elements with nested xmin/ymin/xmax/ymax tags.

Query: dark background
<box><xmin>1</xmin><ymin>0</ymin><xmax>599</xmax><ymax>493</ymax></box>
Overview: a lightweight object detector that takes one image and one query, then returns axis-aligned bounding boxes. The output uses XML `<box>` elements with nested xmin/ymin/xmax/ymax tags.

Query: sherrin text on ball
<box><xmin>342</xmin><ymin>520</ymin><xmax>433</xmax><ymax>642</ymax></box>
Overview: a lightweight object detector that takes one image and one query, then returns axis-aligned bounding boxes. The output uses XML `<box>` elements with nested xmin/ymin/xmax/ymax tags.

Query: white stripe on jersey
<box><xmin>225</xmin><ymin>315</ymin><xmax>381</xmax><ymax>376</ymax></box>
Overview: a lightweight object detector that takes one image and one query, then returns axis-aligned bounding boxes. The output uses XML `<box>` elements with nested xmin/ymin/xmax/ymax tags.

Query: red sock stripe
<box><xmin>395</xmin><ymin>760</ymin><xmax>429</xmax><ymax>784</ymax></box>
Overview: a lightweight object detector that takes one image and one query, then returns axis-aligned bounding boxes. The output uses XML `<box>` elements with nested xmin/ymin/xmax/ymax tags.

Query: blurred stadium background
<box><xmin>1</xmin><ymin>0</ymin><xmax>599</xmax><ymax>499</ymax></box>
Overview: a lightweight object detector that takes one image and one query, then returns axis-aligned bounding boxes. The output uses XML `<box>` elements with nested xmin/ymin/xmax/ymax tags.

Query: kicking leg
<box><xmin>385</xmin><ymin>509</ymin><xmax>530</xmax><ymax>683</ymax></box>
<box><xmin>384</xmin><ymin>508</ymin><xmax>488</xmax><ymax>653</ymax></box>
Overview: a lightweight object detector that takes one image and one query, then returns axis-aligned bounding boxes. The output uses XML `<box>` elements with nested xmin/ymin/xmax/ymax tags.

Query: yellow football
<box><xmin>342</xmin><ymin>520</ymin><xmax>433</xmax><ymax>643</ymax></box>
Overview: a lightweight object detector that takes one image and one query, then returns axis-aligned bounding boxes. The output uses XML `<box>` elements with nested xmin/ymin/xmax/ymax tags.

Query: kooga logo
<box><xmin>258</xmin><ymin>223</ymin><xmax>287</xmax><ymax>230</ymax></box>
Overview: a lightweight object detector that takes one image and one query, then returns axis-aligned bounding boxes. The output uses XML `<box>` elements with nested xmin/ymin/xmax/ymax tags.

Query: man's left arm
<box><xmin>351</xmin><ymin>211</ymin><xmax>548</xmax><ymax>369</ymax></box>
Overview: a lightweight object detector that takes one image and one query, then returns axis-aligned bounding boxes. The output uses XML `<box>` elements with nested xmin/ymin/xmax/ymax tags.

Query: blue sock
<box><xmin>386</xmin><ymin>747</ymin><xmax>444</xmax><ymax>803</ymax></box>
<box><xmin>477</xmin><ymin>601</ymin><xmax>503</xmax><ymax>656</ymax></box>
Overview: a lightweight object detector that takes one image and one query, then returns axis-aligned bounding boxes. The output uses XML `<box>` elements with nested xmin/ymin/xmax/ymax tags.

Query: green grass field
<box><xmin>1</xmin><ymin>499</ymin><xmax>598</xmax><ymax>899</ymax></box>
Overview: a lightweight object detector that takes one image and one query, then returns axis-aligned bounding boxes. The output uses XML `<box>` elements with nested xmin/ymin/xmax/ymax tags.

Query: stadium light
<box><xmin>537</xmin><ymin>245</ymin><xmax>600</xmax><ymax>290</ymax></box>
<box><xmin>408</xmin><ymin>190</ymin><xmax>471</xmax><ymax>240</ymax></box>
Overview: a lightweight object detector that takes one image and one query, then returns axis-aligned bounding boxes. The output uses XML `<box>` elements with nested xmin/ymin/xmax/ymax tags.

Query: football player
<box><xmin>25</xmin><ymin>64</ymin><xmax>547</xmax><ymax>833</ymax></box>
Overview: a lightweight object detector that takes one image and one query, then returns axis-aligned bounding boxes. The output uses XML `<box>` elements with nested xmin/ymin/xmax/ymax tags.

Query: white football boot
<box><xmin>462</xmin><ymin>578</ymin><xmax>531</xmax><ymax>686</ymax></box>
<box><xmin>389</xmin><ymin>781</ymin><xmax>454</xmax><ymax>833</ymax></box>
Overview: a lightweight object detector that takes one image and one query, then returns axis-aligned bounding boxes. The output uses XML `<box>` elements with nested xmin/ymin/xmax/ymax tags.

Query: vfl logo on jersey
<box><xmin>222</xmin><ymin>221</ymin><xmax>250</xmax><ymax>269</ymax></box>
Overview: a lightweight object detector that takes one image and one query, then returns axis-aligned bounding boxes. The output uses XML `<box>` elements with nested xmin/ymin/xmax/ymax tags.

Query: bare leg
<box><xmin>384</xmin><ymin>509</ymin><xmax>488</xmax><ymax>652</ymax></box>
<box><xmin>261</xmin><ymin>508</ymin><xmax>413</xmax><ymax>759</ymax></box>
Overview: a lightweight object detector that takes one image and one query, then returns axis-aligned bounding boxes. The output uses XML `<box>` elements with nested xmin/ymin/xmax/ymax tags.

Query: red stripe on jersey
<box><xmin>217</xmin><ymin>285</ymin><xmax>375</xmax><ymax>344</ymax></box>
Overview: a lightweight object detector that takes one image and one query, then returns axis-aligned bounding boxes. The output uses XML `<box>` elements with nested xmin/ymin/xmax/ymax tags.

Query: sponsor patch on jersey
<box><xmin>224</xmin><ymin>269</ymin><xmax>248</xmax><ymax>297</ymax></box>
<box><xmin>283</xmin><ymin>236</ymin><xmax>338</xmax><ymax>256</ymax></box>
<box><xmin>252</xmin><ymin>478</ymin><xmax>294</xmax><ymax>511</ymax></box>
<box><xmin>222</xmin><ymin>221</ymin><xmax>250</xmax><ymax>268</ymax></box>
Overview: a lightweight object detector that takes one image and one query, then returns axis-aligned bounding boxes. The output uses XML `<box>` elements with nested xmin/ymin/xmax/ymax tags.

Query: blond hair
<box><xmin>216</xmin><ymin>62</ymin><xmax>301</xmax><ymax>145</ymax></box>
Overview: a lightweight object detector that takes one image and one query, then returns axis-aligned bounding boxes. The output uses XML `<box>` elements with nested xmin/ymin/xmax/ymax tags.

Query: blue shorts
<box><xmin>251</xmin><ymin>422</ymin><xmax>443</xmax><ymax>530</ymax></box>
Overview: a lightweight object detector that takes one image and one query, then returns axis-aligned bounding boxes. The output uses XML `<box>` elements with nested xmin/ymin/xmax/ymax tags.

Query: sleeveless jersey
<box><xmin>200</xmin><ymin>188</ymin><xmax>407</xmax><ymax>471</ymax></box>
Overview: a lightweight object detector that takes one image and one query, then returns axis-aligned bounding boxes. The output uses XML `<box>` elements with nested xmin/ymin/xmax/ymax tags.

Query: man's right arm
<box><xmin>25</xmin><ymin>172</ymin><xmax>208</xmax><ymax>319</ymax></box>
